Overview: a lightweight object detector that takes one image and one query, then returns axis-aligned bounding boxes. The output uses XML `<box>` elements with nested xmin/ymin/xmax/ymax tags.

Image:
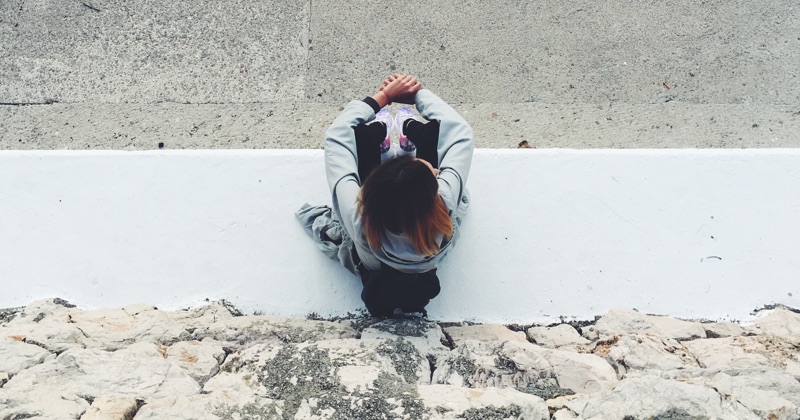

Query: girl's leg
<box><xmin>397</xmin><ymin>270</ymin><xmax>440</xmax><ymax>314</ymax></box>
<box><xmin>353</xmin><ymin>122</ymin><xmax>387</xmax><ymax>182</ymax></box>
<box><xmin>403</xmin><ymin>119</ymin><xmax>440</xmax><ymax>168</ymax></box>
<box><xmin>360</xmin><ymin>271</ymin><xmax>395</xmax><ymax>317</ymax></box>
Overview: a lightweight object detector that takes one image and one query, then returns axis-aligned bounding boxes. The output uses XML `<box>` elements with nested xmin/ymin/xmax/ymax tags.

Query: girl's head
<box><xmin>359</xmin><ymin>155</ymin><xmax>452</xmax><ymax>256</ymax></box>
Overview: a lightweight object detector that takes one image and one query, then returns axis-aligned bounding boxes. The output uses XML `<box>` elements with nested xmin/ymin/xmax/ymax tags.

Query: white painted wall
<box><xmin>1</xmin><ymin>150</ymin><xmax>798</xmax><ymax>323</ymax></box>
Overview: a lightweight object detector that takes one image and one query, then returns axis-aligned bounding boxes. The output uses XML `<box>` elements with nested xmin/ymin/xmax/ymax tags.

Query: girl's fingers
<box><xmin>381</xmin><ymin>74</ymin><xmax>421</xmax><ymax>96</ymax></box>
<box><xmin>382</xmin><ymin>74</ymin><xmax>397</xmax><ymax>87</ymax></box>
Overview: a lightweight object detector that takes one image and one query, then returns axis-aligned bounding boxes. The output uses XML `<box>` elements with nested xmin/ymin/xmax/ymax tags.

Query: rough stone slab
<box><xmin>709</xmin><ymin>371</ymin><xmax>800</xmax><ymax>419</ymax></box>
<box><xmin>565</xmin><ymin>375</ymin><xmax>758</xmax><ymax>419</ymax></box>
<box><xmin>318</xmin><ymin>338</ymin><xmax>432</xmax><ymax>387</ymax></box>
<box><xmin>212</xmin><ymin>340</ymin><xmax>431</xmax><ymax>418</ymax></box>
<box><xmin>133</xmin><ymin>394</ymin><xmax>266</xmax><ymax>420</ymax></box>
<box><xmin>552</xmin><ymin>408</ymin><xmax>580</xmax><ymax>420</ymax></box>
<box><xmin>703</xmin><ymin>321</ymin><xmax>746</xmax><ymax>338</ymax></box>
<box><xmin>4</xmin><ymin>302</ymin><xmax>800</xmax><ymax>418</ymax></box>
<box><xmin>594</xmin><ymin>308</ymin><xmax>707</xmax><ymax>340</ymax></box>
<box><xmin>80</xmin><ymin>395</ymin><xmax>139</xmax><ymax>420</ymax></box>
<box><xmin>746</xmin><ymin>307</ymin><xmax>800</xmax><ymax>339</ymax></box>
<box><xmin>547</xmin><ymin>395</ymin><xmax>581</xmax><ymax>415</ymax></box>
<box><xmin>527</xmin><ymin>324</ymin><xmax>589</xmax><ymax>348</ymax></box>
<box><xmin>166</xmin><ymin>340</ymin><xmax>225</xmax><ymax>386</ymax></box>
<box><xmin>418</xmin><ymin>384</ymin><xmax>549</xmax><ymax>420</ymax></box>
<box><xmin>0</xmin><ymin>337</ymin><xmax>55</xmax><ymax>376</ymax></box>
<box><xmin>0</xmin><ymin>388</ymin><xmax>90</xmax><ymax>419</ymax></box>
<box><xmin>432</xmin><ymin>340</ymin><xmax>550</xmax><ymax>392</ymax></box>
<box><xmin>542</xmin><ymin>347</ymin><xmax>618</xmax><ymax>395</ymax></box>
<box><xmin>588</xmin><ymin>333</ymin><xmax>698</xmax><ymax>378</ymax></box>
<box><xmin>2</xmin><ymin>103</ymin><xmax>799</xmax><ymax>150</ymax></box>
<box><xmin>433</xmin><ymin>340</ymin><xmax>616</xmax><ymax>398</ymax></box>
<box><xmin>3</xmin><ymin>299</ymin><xmax>356</xmax><ymax>353</ymax></box>
<box><xmin>308</xmin><ymin>0</ymin><xmax>799</xmax><ymax>105</ymax></box>
<box><xmin>0</xmin><ymin>306</ymin><xmax>22</xmax><ymax>325</ymax></box>
<box><xmin>220</xmin><ymin>337</ymin><xmax>419</xmax><ymax>391</ymax></box>
<box><xmin>682</xmin><ymin>335</ymin><xmax>800</xmax><ymax>376</ymax></box>
<box><xmin>1</xmin><ymin>300</ymin><xmax>217</xmax><ymax>352</ymax></box>
<box><xmin>2</xmin><ymin>342</ymin><xmax>200</xmax><ymax>400</ymax></box>
<box><xmin>0</xmin><ymin>0</ymin><xmax>307</xmax><ymax>103</ymax></box>
<box><xmin>360</xmin><ymin>318</ymin><xmax>452</xmax><ymax>367</ymax></box>
<box><xmin>190</xmin><ymin>315</ymin><xmax>359</xmax><ymax>346</ymax></box>
<box><xmin>1</xmin><ymin>299</ymin><xmax>92</xmax><ymax>353</ymax></box>
<box><xmin>0</xmin><ymin>300</ymin><xmax>240</xmax><ymax>354</ymax></box>
<box><xmin>443</xmin><ymin>324</ymin><xmax>527</xmax><ymax>348</ymax></box>
<box><xmin>200</xmin><ymin>370</ymin><xmax>282</xmax><ymax>416</ymax></box>
<box><xmin>202</xmin><ymin>371</ymin><xmax>260</xmax><ymax>396</ymax></box>
<box><xmin>61</xmin><ymin>306</ymin><xmax>190</xmax><ymax>351</ymax></box>
<box><xmin>173</xmin><ymin>301</ymin><xmax>237</xmax><ymax>324</ymax></box>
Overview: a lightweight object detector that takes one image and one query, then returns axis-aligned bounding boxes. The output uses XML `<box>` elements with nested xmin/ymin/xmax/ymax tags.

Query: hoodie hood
<box><xmin>379</xmin><ymin>229</ymin><xmax>446</xmax><ymax>264</ymax></box>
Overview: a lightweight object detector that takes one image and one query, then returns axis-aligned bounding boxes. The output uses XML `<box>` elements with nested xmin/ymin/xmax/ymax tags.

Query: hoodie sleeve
<box><xmin>324</xmin><ymin>100</ymin><xmax>375</xmax><ymax>239</ymax></box>
<box><xmin>414</xmin><ymin>89</ymin><xmax>475</xmax><ymax>212</ymax></box>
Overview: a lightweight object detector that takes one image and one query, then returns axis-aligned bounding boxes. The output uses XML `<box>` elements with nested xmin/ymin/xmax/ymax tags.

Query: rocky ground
<box><xmin>1</xmin><ymin>299</ymin><xmax>799</xmax><ymax>419</ymax></box>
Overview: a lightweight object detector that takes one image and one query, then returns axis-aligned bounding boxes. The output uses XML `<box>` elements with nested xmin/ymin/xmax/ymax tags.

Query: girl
<box><xmin>298</xmin><ymin>74</ymin><xmax>474</xmax><ymax>316</ymax></box>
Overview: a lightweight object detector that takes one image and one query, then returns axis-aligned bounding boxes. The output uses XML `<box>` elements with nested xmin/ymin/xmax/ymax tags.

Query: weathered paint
<box><xmin>1</xmin><ymin>150</ymin><xmax>798</xmax><ymax>323</ymax></box>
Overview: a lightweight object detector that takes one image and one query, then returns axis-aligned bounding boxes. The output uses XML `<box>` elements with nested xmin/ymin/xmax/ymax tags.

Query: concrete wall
<box><xmin>2</xmin><ymin>149</ymin><xmax>798</xmax><ymax>323</ymax></box>
<box><xmin>2</xmin><ymin>0</ymin><xmax>799</xmax><ymax>150</ymax></box>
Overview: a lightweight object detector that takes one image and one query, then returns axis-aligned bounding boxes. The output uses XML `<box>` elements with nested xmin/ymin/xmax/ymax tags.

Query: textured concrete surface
<box><xmin>2</xmin><ymin>103</ymin><xmax>798</xmax><ymax>149</ymax></box>
<box><xmin>0</xmin><ymin>0</ymin><xmax>307</xmax><ymax>103</ymax></box>
<box><xmin>1</xmin><ymin>0</ymin><xmax>798</xmax><ymax>149</ymax></box>
<box><xmin>306</xmin><ymin>0</ymin><xmax>799</xmax><ymax>105</ymax></box>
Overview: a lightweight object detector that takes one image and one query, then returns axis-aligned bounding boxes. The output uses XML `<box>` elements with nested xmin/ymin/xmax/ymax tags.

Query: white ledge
<box><xmin>2</xmin><ymin>149</ymin><xmax>799</xmax><ymax>323</ymax></box>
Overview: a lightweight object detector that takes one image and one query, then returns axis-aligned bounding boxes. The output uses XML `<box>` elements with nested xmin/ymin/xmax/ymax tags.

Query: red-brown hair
<box><xmin>358</xmin><ymin>155</ymin><xmax>452</xmax><ymax>257</ymax></box>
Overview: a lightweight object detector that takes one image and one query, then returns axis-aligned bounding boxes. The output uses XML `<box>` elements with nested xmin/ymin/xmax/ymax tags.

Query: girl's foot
<box><xmin>394</xmin><ymin>107</ymin><xmax>419</xmax><ymax>152</ymax></box>
<box><xmin>374</xmin><ymin>108</ymin><xmax>393</xmax><ymax>154</ymax></box>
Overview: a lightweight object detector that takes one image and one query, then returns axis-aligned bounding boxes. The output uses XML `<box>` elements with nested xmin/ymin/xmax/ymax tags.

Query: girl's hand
<box><xmin>377</xmin><ymin>74</ymin><xmax>422</xmax><ymax>105</ymax></box>
<box><xmin>382</xmin><ymin>73</ymin><xmax>396</xmax><ymax>87</ymax></box>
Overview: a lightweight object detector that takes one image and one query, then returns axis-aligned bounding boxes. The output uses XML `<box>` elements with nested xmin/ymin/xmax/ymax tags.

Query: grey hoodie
<box><xmin>324</xmin><ymin>89</ymin><xmax>474</xmax><ymax>274</ymax></box>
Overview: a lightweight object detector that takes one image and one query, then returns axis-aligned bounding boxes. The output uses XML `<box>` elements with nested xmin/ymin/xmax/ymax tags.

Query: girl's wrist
<box><xmin>379</xmin><ymin>87</ymin><xmax>393</xmax><ymax>104</ymax></box>
<box><xmin>372</xmin><ymin>91</ymin><xmax>390</xmax><ymax>108</ymax></box>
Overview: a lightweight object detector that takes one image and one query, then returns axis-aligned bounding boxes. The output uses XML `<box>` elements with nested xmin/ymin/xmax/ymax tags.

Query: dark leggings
<box><xmin>360</xmin><ymin>265</ymin><xmax>441</xmax><ymax>317</ymax></box>
<box><xmin>353</xmin><ymin>115</ymin><xmax>442</xmax><ymax>317</ymax></box>
<box><xmin>353</xmin><ymin>118</ymin><xmax>440</xmax><ymax>182</ymax></box>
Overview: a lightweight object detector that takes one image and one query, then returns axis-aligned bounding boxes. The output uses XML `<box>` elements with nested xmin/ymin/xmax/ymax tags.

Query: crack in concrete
<box><xmin>306</xmin><ymin>0</ymin><xmax>312</xmax><ymax>84</ymax></box>
<box><xmin>0</xmin><ymin>101</ymin><xmax>59</xmax><ymax>106</ymax></box>
<box><xmin>78</xmin><ymin>1</ymin><xmax>100</xmax><ymax>13</ymax></box>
